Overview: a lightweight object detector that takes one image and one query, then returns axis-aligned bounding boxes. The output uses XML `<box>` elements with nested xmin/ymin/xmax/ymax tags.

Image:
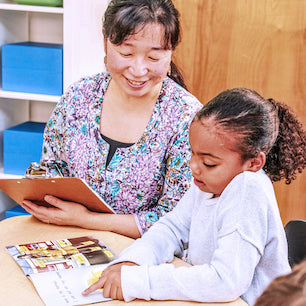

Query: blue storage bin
<box><xmin>2</xmin><ymin>41</ymin><xmax>63</xmax><ymax>95</ymax></box>
<box><xmin>3</xmin><ymin>121</ymin><xmax>46</xmax><ymax>175</ymax></box>
<box><xmin>5</xmin><ymin>205</ymin><xmax>30</xmax><ymax>219</ymax></box>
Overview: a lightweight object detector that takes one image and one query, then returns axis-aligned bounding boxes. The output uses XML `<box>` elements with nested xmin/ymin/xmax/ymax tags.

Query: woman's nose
<box><xmin>129</xmin><ymin>58</ymin><xmax>148</xmax><ymax>76</ymax></box>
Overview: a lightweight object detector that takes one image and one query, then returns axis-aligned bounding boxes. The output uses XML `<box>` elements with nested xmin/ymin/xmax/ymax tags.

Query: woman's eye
<box><xmin>204</xmin><ymin>163</ymin><xmax>216</xmax><ymax>168</ymax></box>
<box><xmin>148</xmin><ymin>57</ymin><xmax>159</xmax><ymax>61</ymax></box>
<box><xmin>120</xmin><ymin>53</ymin><xmax>132</xmax><ymax>57</ymax></box>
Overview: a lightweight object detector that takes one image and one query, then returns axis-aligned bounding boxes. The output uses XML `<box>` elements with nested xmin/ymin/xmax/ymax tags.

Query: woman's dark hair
<box><xmin>195</xmin><ymin>88</ymin><xmax>306</xmax><ymax>184</ymax></box>
<box><xmin>103</xmin><ymin>0</ymin><xmax>187</xmax><ymax>89</ymax></box>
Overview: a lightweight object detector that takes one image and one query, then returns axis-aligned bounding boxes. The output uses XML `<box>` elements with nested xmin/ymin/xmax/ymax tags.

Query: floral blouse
<box><xmin>41</xmin><ymin>73</ymin><xmax>202</xmax><ymax>234</ymax></box>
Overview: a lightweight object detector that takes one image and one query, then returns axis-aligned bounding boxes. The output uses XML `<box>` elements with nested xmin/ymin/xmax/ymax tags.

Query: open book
<box><xmin>6</xmin><ymin>236</ymin><xmax>117</xmax><ymax>305</ymax></box>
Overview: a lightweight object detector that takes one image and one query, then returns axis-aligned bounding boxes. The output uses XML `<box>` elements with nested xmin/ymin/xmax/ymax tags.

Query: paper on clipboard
<box><xmin>0</xmin><ymin>177</ymin><xmax>115</xmax><ymax>214</ymax></box>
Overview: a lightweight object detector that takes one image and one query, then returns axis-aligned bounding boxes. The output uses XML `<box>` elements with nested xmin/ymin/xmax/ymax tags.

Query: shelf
<box><xmin>0</xmin><ymin>168</ymin><xmax>23</xmax><ymax>178</ymax></box>
<box><xmin>0</xmin><ymin>2</ymin><xmax>63</xmax><ymax>14</ymax></box>
<box><xmin>0</xmin><ymin>89</ymin><xmax>60</xmax><ymax>102</ymax></box>
<box><xmin>0</xmin><ymin>173</ymin><xmax>23</xmax><ymax>178</ymax></box>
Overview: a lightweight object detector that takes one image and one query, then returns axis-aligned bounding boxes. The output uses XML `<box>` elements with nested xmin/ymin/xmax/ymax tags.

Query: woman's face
<box><xmin>104</xmin><ymin>23</ymin><xmax>172</xmax><ymax>99</ymax></box>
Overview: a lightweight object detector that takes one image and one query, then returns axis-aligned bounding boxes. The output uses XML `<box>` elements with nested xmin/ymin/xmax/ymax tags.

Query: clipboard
<box><xmin>0</xmin><ymin>177</ymin><xmax>115</xmax><ymax>214</ymax></box>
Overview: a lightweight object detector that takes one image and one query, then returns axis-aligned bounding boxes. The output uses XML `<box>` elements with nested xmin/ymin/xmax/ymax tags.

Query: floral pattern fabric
<box><xmin>41</xmin><ymin>73</ymin><xmax>202</xmax><ymax>234</ymax></box>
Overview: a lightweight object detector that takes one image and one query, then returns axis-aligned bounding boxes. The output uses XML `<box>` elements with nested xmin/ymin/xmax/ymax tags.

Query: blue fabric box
<box><xmin>3</xmin><ymin>121</ymin><xmax>46</xmax><ymax>175</ymax></box>
<box><xmin>2</xmin><ymin>42</ymin><xmax>63</xmax><ymax>95</ymax></box>
<box><xmin>5</xmin><ymin>205</ymin><xmax>30</xmax><ymax>219</ymax></box>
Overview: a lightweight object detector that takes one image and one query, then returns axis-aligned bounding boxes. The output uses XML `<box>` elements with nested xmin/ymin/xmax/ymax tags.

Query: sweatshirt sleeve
<box><xmin>112</xmin><ymin>184</ymin><xmax>197</xmax><ymax>266</ymax></box>
<box><xmin>121</xmin><ymin>231</ymin><xmax>261</xmax><ymax>302</ymax></box>
<box><xmin>119</xmin><ymin>174</ymin><xmax>271</xmax><ymax>303</ymax></box>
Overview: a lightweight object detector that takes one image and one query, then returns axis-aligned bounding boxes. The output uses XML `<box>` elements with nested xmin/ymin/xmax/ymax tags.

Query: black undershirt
<box><xmin>101</xmin><ymin>133</ymin><xmax>134</xmax><ymax>167</ymax></box>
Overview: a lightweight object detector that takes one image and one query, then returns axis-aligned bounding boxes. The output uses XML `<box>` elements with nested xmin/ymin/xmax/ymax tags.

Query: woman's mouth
<box><xmin>126</xmin><ymin>77</ymin><xmax>147</xmax><ymax>88</ymax></box>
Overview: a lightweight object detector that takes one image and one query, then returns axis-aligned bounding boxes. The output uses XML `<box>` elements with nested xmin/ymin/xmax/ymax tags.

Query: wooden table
<box><xmin>0</xmin><ymin>216</ymin><xmax>247</xmax><ymax>305</ymax></box>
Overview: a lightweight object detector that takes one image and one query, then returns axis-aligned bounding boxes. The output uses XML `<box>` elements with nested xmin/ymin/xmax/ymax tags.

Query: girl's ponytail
<box><xmin>265</xmin><ymin>99</ymin><xmax>306</xmax><ymax>184</ymax></box>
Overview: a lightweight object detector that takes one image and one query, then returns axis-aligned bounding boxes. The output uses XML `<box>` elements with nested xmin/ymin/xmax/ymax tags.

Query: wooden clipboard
<box><xmin>0</xmin><ymin>177</ymin><xmax>115</xmax><ymax>214</ymax></box>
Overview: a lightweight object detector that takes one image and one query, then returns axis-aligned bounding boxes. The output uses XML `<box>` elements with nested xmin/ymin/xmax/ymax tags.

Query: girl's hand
<box><xmin>82</xmin><ymin>262</ymin><xmax>138</xmax><ymax>300</ymax></box>
<box><xmin>21</xmin><ymin>195</ymin><xmax>93</xmax><ymax>226</ymax></box>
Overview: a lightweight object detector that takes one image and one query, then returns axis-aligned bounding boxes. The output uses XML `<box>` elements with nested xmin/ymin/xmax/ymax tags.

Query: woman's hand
<box><xmin>82</xmin><ymin>262</ymin><xmax>138</xmax><ymax>300</ymax></box>
<box><xmin>21</xmin><ymin>195</ymin><xmax>92</xmax><ymax>227</ymax></box>
<box><xmin>20</xmin><ymin>196</ymin><xmax>141</xmax><ymax>238</ymax></box>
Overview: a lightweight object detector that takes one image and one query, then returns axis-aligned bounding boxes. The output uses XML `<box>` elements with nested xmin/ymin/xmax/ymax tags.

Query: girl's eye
<box><xmin>204</xmin><ymin>163</ymin><xmax>216</xmax><ymax>168</ymax></box>
<box><xmin>120</xmin><ymin>53</ymin><xmax>132</xmax><ymax>57</ymax></box>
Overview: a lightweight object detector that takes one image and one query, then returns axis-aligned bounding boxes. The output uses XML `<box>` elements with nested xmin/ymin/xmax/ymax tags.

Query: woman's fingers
<box><xmin>21</xmin><ymin>200</ymin><xmax>53</xmax><ymax>223</ymax></box>
<box><xmin>43</xmin><ymin>195</ymin><xmax>66</xmax><ymax>209</ymax></box>
<box><xmin>21</xmin><ymin>196</ymin><xmax>71</xmax><ymax>225</ymax></box>
<box><xmin>20</xmin><ymin>200</ymin><xmax>38</xmax><ymax>213</ymax></box>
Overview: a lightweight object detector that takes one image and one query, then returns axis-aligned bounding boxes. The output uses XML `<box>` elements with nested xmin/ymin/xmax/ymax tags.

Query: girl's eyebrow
<box><xmin>199</xmin><ymin>152</ymin><xmax>221</xmax><ymax>159</ymax></box>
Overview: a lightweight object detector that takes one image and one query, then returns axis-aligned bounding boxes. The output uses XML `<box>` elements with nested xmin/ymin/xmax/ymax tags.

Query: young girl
<box><xmin>83</xmin><ymin>88</ymin><xmax>306</xmax><ymax>305</ymax></box>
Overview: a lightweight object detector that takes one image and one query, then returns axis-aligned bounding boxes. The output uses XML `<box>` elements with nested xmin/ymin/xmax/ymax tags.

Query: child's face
<box><xmin>189</xmin><ymin>119</ymin><xmax>251</xmax><ymax>197</ymax></box>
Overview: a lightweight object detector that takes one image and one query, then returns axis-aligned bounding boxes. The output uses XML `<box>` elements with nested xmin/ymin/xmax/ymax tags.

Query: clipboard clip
<box><xmin>24</xmin><ymin>162</ymin><xmax>49</xmax><ymax>178</ymax></box>
<box><xmin>24</xmin><ymin>162</ymin><xmax>64</xmax><ymax>178</ymax></box>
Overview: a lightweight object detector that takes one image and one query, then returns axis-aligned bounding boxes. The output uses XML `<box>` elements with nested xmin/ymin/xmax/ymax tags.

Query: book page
<box><xmin>30</xmin><ymin>264</ymin><xmax>110</xmax><ymax>305</ymax></box>
<box><xmin>6</xmin><ymin>236</ymin><xmax>117</xmax><ymax>276</ymax></box>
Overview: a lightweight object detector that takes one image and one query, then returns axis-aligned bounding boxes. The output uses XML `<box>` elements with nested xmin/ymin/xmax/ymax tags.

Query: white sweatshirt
<box><xmin>113</xmin><ymin>170</ymin><xmax>291</xmax><ymax>305</ymax></box>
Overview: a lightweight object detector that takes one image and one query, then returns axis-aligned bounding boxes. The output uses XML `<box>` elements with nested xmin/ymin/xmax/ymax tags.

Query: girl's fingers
<box><xmin>110</xmin><ymin>284</ymin><xmax>118</xmax><ymax>300</ymax></box>
<box><xmin>101</xmin><ymin>279</ymin><xmax>111</xmax><ymax>298</ymax></box>
<box><xmin>82</xmin><ymin>277</ymin><xmax>106</xmax><ymax>296</ymax></box>
<box><xmin>117</xmin><ymin>287</ymin><xmax>124</xmax><ymax>301</ymax></box>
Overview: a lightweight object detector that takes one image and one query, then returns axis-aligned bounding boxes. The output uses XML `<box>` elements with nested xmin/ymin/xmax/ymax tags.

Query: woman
<box><xmin>21</xmin><ymin>0</ymin><xmax>202</xmax><ymax>238</ymax></box>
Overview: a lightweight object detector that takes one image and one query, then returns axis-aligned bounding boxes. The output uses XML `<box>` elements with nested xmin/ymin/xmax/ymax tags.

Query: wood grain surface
<box><xmin>172</xmin><ymin>0</ymin><xmax>306</xmax><ymax>225</ymax></box>
<box><xmin>0</xmin><ymin>216</ymin><xmax>248</xmax><ymax>306</ymax></box>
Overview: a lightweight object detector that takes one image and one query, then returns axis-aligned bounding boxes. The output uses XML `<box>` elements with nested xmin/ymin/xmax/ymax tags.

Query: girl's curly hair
<box><xmin>264</xmin><ymin>99</ymin><xmax>306</xmax><ymax>183</ymax></box>
<box><xmin>196</xmin><ymin>88</ymin><xmax>306</xmax><ymax>184</ymax></box>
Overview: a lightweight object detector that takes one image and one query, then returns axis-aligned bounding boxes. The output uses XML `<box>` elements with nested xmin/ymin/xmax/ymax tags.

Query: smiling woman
<box><xmin>104</xmin><ymin>23</ymin><xmax>172</xmax><ymax>101</ymax></box>
<box><xmin>101</xmin><ymin>22</ymin><xmax>173</xmax><ymax>143</ymax></box>
<box><xmin>20</xmin><ymin>0</ymin><xmax>202</xmax><ymax>239</ymax></box>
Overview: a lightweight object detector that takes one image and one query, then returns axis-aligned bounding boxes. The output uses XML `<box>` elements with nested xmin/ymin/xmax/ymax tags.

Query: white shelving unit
<box><xmin>0</xmin><ymin>1</ymin><xmax>64</xmax><ymax>103</ymax></box>
<box><xmin>0</xmin><ymin>89</ymin><xmax>60</xmax><ymax>102</ymax></box>
<box><xmin>0</xmin><ymin>0</ymin><xmax>108</xmax><ymax>218</ymax></box>
<box><xmin>0</xmin><ymin>2</ymin><xmax>64</xmax><ymax>13</ymax></box>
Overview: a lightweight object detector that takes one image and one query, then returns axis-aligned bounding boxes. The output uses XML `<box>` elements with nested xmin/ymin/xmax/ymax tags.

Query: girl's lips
<box><xmin>193</xmin><ymin>177</ymin><xmax>205</xmax><ymax>188</ymax></box>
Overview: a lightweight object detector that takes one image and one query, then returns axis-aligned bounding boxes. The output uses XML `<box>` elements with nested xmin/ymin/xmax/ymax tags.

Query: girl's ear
<box><xmin>246</xmin><ymin>152</ymin><xmax>266</xmax><ymax>172</ymax></box>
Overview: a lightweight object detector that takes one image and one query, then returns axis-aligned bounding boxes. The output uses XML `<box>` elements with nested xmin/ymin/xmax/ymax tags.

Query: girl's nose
<box><xmin>189</xmin><ymin>156</ymin><xmax>200</xmax><ymax>175</ymax></box>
